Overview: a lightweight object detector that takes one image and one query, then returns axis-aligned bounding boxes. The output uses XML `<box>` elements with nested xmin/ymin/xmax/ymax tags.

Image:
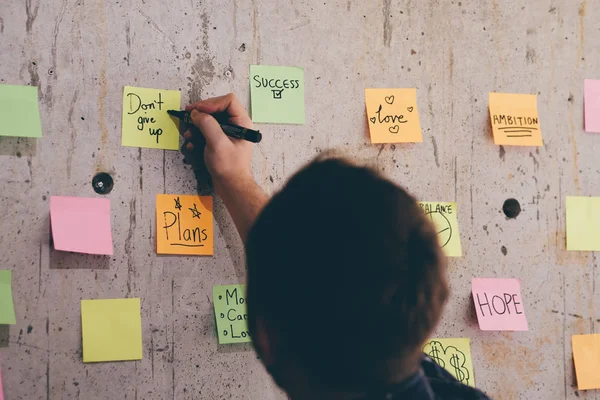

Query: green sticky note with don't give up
<box><xmin>250</xmin><ymin>65</ymin><xmax>305</xmax><ymax>124</ymax></box>
<box><xmin>0</xmin><ymin>270</ymin><xmax>17</xmax><ymax>325</ymax></box>
<box><xmin>213</xmin><ymin>284</ymin><xmax>251</xmax><ymax>344</ymax></box>
<box><xmin>0</xmin><ymin>84</ymin><xmax>42</xmax><ymax>138</ymax></box>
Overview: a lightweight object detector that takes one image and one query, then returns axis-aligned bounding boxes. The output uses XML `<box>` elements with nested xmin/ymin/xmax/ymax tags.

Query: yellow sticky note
<box><xmin>156</xmin><ymin>194</ymin><xmax>214</xmax><ymax>255</ymax></box>
<box><xmin>423</xmin><ymin>338</ymin><xmax>475</xmax><ymax>387</ymax></box>
<box><xmin>489</xmin><ymin>92</ymin><xmax>543</xmax><ymax>146</ymax></box>
<box><xmin>572</xmin><ymin>334</ymin><xmax>600</xmax><ymax>390</ymax></box>
<box><xmin>566</xmin><ymin>196</ymin><xmax>600</xmax><ymax>251</ymax></box>
<box><xmin>365</xmin><ymin>88</ymin><xmax>422</xmax><ymax>143</ymax></box>
<box><xmin>418</xmin><ymin>202</ymin><xmax>462</xmax><ymax>257</ymax></box>
<box><xmin>121</xmin><ymin>86</ymin><xmax>180</xmax><ymax>150</ymax></box>
<box><xmin>81</xmin><ymin>298</ymin><xmax>142</xmax><ymax>363</ymax></box>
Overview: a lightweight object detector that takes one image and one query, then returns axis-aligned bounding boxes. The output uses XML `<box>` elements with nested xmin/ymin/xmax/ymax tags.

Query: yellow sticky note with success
<box><xmin>156</xmin><ymin>194</ymin><xmax>214</xmax><ymax>255</ymax></box>
<box><xmin>566</xmin><ymin>196</ymin><xmax>600</xmax><ymax>251</ymax></box>
<box><xmin>81</xmin><ymin>298</ymin><xmax>143</xmax><ymax>363</ymax></box>
<box><xmin>573</xmin><ymin>334</ymin><xmax>600</xmax><ymax>390</ymax></box>
<box><xmin>489</xmin><ymin>92</ymin><xmax>543</xmax><ymax>146</ymax></box>
<box><xmin>121</xmin><ymin>86</ymin><xmax>180</xmax><ymax>150</ymax></box>
<box><xmin>418</xmin><ymin>202</ymin><xmax>462</xmax><ymax>257</ymax></box>
<box><xmin>365</xmin><ymin>88</ymin><xmax>422</xmax><ymax>143</ymax></box>
<box><xmin>423</xmin><ymin>338</ymin><xmax>475</xmax><ymax>387</ymax></box>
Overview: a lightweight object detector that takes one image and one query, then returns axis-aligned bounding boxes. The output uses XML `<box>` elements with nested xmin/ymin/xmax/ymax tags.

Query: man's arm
<box><xmin>183</xmin><ymin>94</ymin><xmax>269</xmax><ymax>243</ymax></box>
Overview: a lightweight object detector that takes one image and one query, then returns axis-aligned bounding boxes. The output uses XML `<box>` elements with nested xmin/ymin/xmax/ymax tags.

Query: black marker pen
<box><xmin>167</xmin><ymin>110</ymin><xmax>262</xmax><ymax>143</ymax></box>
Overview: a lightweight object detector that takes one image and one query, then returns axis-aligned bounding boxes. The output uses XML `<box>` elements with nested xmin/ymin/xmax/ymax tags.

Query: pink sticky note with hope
<box><xmin>471</xmin><ymin>278</ymin><xmax>528</xmax><ymax>331</ymax></box>
<box><xmin>584</xmin><ymin>79</ymin><xmax>600</xmax><ymax>133</ymax></box>
<box><xmin>50</xmin><ymin>196</ymin><xmax>113</xmax><ymax>255</ymax></box>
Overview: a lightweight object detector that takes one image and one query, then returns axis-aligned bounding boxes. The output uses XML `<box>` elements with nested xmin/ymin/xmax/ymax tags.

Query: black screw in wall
<box><xmin>92</xmin><ymin>172</ymin><xmax>114</xmax><ymax>195</ymax></box>
<box><xmin>502</xmin><ymin>198</ymin><xmax>521</xmax><ymax>219</ymax></box>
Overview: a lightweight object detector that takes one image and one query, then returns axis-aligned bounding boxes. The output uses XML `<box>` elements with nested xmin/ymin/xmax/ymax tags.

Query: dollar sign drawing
<box><xmin>450</xmin><ymin>353</ymin><xmax>468</xmax><ymax>385</ymax></box>
<box><xmin>427</xmin><ymin>342</ymin><xmax>445</xmax><ymax>368</ymax></box>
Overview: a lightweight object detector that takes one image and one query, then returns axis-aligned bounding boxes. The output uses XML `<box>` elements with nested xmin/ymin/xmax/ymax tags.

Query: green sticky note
<box><xmin>423</xmin><ymin>338</ymin><xmax>475</xmax><ymax>387</ymax></box>
<box><xmin>418</xmin><ymin>202</ymin><xmax>463</xmax><ymax>257</ymax></box>
<box><xmin>250</xmin><ymin>65</ymin><xmax>305</xmax><ymax>124</ymax></box>
<box><xmin>566</xmin><ymin>196</ymin><xmax>600</xmax><ymax>251</ymax></box>
<box><xmin>213</xmin><ymin>284</ymin><xmax>251</xmax><ymax>344</ymax></box>
<box><xmin>0</xmin><ymin>270</ymin><xmax>16</xmax><ymax>325</ymax></box>
<box><xmin>0</xmin><ymin>85</ymin><xmax>42</xmax><ymax>138</ymax></box>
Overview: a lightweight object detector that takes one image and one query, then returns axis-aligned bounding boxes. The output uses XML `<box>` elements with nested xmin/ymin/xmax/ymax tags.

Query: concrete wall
<box><xmin>0</xmin><ymin>0</ymin><xmax>599</xmax><ymax>399</ymax></box>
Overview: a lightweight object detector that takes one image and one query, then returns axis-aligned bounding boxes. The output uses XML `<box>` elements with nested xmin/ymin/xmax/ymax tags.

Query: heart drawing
<box><xmin>370</xmin><ymin>117</ymin><xmax>376</xmax><ymax>124</ymax></box>
<box><xmin>407</xmin><ymin>106</ymin><xmax>414</xmax><ymax>112</ymax></box>
<box><xmin>385</xmin><ymin>95</ymin><xmax>395</xmax><ymax>105</ymax></box>
<box><xmin>389</xmin><ymin>125</ymin><xmax>400</xmax><ymax>134</ymax></box>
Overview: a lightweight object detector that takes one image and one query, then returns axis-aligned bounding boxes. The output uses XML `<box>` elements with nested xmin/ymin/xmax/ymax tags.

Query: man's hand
<box><xmin>184</xmin><ymin>93</ymin><xmax>254</xmax><ymax>194</ymax></box>
<box><xmin>183</xmin><ymin>93</ymin><xmax>269</xmax><ymax>243</ymax></box>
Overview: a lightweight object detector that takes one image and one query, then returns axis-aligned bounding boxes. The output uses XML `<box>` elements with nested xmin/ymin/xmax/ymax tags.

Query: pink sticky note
<box><xmin>50</xmin><ymin>196</ymin><xmax>113</xmax><ymax>255</ymax></box>
<box><xmin>0</xmin><ymin>354</ymin><xmax>4</xmax><ymax>400</ymax></box>
<box><xmin>584</xmin><ymin>79</ymin><xmax>600</xmax><ymax>133</ymax></box>
<box><xmin>471</xmin><ymin>278</ymin><xmax>528</xmax><ymax>331</ymax></box>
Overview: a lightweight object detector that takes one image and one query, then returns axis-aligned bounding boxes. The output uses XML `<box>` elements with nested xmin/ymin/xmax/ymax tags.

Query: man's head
<box><xmin>246</xmin><ymin>157</ymin><xmax>448</xmax><ymax>395</ymax></box>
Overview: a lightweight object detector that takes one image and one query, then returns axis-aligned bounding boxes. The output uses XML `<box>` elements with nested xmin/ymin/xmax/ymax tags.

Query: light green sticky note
<box><xmin>418</xmin><ymin>202</ymin><xmax>463</xmax><ymax>257</ymax></box>
<box><xmin>213</xmin><ymin>284</ymin><xmax>251</xmax><ymax>344</ymax></box>
<box><xmin>250</xmin><ymin>65</ymin><xmax>305</xmax><ymax>124</ymax></box>
<box><xmin>0</xmin><ymin>270</ymin><xmax>16</xmax><ymax>325</ymax></box>
<box><xmin>566</xmin><ymin>196</ymin><xmax>600</xmax><ymax>251</ymax></box>
<box><xmin>0</xmin><ymin>84</ymin><xmax>42</xmax><ymax>138</ymax></box>
<box><xmin>423</xmin><ymin>338</ymin><xmax>475</xmax><ymax>387</ymax></box>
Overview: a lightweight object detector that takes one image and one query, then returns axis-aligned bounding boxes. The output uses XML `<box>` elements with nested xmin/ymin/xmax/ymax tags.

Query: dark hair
<box><xmin>246</xmin><ymin>157</ymin><xmax>448</xmax><ymax>391</ymax></box>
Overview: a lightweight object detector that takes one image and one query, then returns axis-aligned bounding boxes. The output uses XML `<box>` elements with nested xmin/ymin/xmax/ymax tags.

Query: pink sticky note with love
<box><xmin>585</xmin><ymin>79</ymin><xmax>600</xmax><ymax>133</ymax></box>
<box><xmin>471</xmin><ymin>278</ymin><xmax>528</xmax><ymax>331</ymax></box>
<box><xmin>50</xmin><ymin>196</ymin><xmax>113</xmax><ymax>255</ymax></box>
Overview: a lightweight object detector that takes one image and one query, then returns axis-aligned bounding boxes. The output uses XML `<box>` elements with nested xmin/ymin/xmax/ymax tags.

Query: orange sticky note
<box><xmin>573</xmin><ymin>334</ymin><xmax>600</xmax><ymax>390</ymax></box>
<box><xmin>365</xmin><ymin>88</ymin><xmax>422</xmax><ymax>144</ymax></box>
<box><xmin>156</xmin><ymin>194</ymin><xmax>213</xmax><ymax>255</ymax></box>
<box><xmin>489</xmin><ymin>92</ymin><xmax>543</xmax><ymax>146</ymax></box>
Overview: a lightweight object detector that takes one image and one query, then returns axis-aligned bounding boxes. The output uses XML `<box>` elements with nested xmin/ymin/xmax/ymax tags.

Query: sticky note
<box><xmin>0</xmin><ymin>271</ymin><xmax>16</xmax><ymax>325</ymax></box>
<box><xmin>81</xmin><ymin>298</ymin><xmax>143</xmax><ymax>362</ymax></box>
<box><xmin>489</xmin><ymin>92</ymin><xmax>543</xmax><ymax>146</ymax></box>
<box><xmin>566</xmin><ymin>196</ymin><xmax>600</xmax><ymax>251</ymax></box>
<box><xmin>0</xmin><ymin>355</ymin><xmax>4</xmax><ymax>400</ymax></box>
<box><xmin>249</xmin><ymin>65</ymin><xmax>305</xmax><ymax>124</ymax></box>
<box><xmin>50</xmin><ymin>196</ymin><xmax>113</xmax><ymax>255</ymax></box>
<box><xmin>584</xmin><ymin>79</ymin><xmax>600</xmax><ymax>133</ymax></box>
<box><xmin>156</xmin><ymin>194</ymin><xmax>213</xmax><ymax>255</ymax></box>
<box><xmin>472</xmin><ymin>278</ymin><xmax>528</xmax><ymax>331</ymax></box>
<box><xmin>423</xmin><ymin>338</ymin><xmax>475</xmax><ymax>386</ymax></box>
<box><xmin>0</xmin><ymin>84</ymin><xmax>42</xmax><ymax>138</ymax></box>
<box><xmin>418</xmin><ymin>202</ymin><xmax>462</xmax><ymax>257</ymax></box>
<box><xmin>213</xmin><ymin>285</ymin><xmax>251</xmax><ymax>344</ymax></box>
<box><xmin>365</xmin><ymin>88</ymin><xmax>422</xmax><ymax>144</ymax></box>
<box><xmin>121</xmin><ymin>86</ymin><xmax>180</xmax><ymax>150</ymax></box>
<box><xmin>573</xmin><ymin>334</ymin><xmax>600</xmax><ymax>390</ymax></box>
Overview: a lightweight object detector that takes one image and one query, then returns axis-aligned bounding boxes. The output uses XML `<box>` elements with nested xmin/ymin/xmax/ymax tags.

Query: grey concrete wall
<box><xmin>0</xmin><ymin>0</ymin><xmax>599</xmax><ymax>399</ymax></box>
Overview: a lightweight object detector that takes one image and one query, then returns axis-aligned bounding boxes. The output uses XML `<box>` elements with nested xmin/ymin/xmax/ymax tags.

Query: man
<box><xmin>182</xmin><ymin>94</ymin><xmax>491</xmax><ymax>400</ymax></box>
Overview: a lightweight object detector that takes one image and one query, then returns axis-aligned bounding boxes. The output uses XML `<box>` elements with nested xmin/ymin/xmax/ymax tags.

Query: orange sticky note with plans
<box><xmin>573</xmin><ymin>334</ymin><xmax>600</xmax><ymax>390</ymax></box>
<box><xmin>365</xmin><ymin>88</ymin><xmax>422</xmax><ymax>143</ymax></box>
<box><xmin>489</xmin><ymin>92</ymin><xmax>543</xmax><ymax>146</ymax></box>
<box><xmin>156</xmin><ymin>194</ymin><xmax>213</xmax><ymax>255</ymax></box>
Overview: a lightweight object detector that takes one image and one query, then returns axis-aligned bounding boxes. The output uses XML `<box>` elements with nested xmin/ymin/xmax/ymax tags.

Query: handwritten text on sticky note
<box><xmin>250</xmin><ymin>65</ymin><xmax>305</xmax><ymax>124</ymax></box>
<box><xmin>566</xmin><ymin>196</ymin><xmax>600</xmax><ymax>251</ymax></box>
<box><xmin>573</xmin><ymin>334</ymin><xmax>600</xmax><ymax>390</ymax></box>
<box><xmin>472</xmin><ymin>278</ymin><xmax>528</xmax><ymax>331</ymax></box>
<box><xmin>0</xmin><ymin>270</ymin><xmax>16</xmax><ymax>325</ymax></box>
<box><xmin>365</xmin><ymin>88</ymin><xmax>422</xmax><ymax>143</ymax></box>
<box><xmin>584</xmin><ymin>79</ymin><xmax>600</xmax><ymax>133</ymax></box>
<box><xmin>81</xmin><ymin>298</ymin><xmax>143</xmax><ymax>363</ymax></box>
<box><xmin>0</xmin><ymin>84</ymin><xmax>42</xmax><ymax>138</ymax></box>
<box><xmin>156</xmin><ymin>194</ymin><xmax>213</xmax><ymax>255</ymax></box>
<box><xmin>50</xmin><ymin>196</ymin><xmax>113</xmax><ymax>255</ymax></box>
<box><xmin>489</xmin><ymin>92</ymin><xmax>542</xmax><ymax>146</ymax></box>
<box><xmin>423</xmin><ymin>338</ymin><xmax>475</xmax><ymax>387</ymax></box>
<box><xmin>213</xmin><ymin>285</ymin><xmax>251</xmax><ymax>344</ymax></box>
<box><xmin>418</xmin><ymin>202</ymin><xmax>462</xmax><ymax>257</ymax></box>
<box><xmin>122</xmin><ymin>86</ymin><xmax>180</xmax><ymax>150</ymax></box>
